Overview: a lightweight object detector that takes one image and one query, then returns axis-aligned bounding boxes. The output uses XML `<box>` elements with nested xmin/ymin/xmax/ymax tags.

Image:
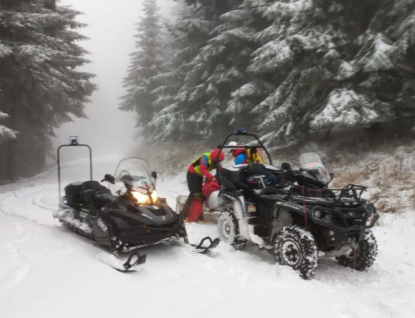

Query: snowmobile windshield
<box><xmin>110</xmin><ymin>158</ymin><xmax>156</xmax><ymax>194</ymax></box>
<box><xmin>299</xmin><ymin>153</ymin><xmax>331</xmax><ymax>184</ymax></box>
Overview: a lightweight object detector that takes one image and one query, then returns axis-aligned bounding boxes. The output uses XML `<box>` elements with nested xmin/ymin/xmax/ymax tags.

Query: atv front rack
<box><xmin>333</xmin><ymin>184</ymin><xmax>367</xmax><ymax>202</ymax></box>
<box><xmin>289</xmin><ymin>184</ymin><xmax>367</xmax><ymax>203</ymax></box>
<box><xmin>287</xmin><ymin>183</ymin><xmax>378</xmax><ymax>231</ymax></box>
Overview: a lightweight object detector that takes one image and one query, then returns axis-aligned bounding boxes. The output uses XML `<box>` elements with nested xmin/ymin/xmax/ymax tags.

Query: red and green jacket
<box><xmin>188</xmin><ymin>153</ymin><xmax>215</xmax><ymax>180</ymax></box>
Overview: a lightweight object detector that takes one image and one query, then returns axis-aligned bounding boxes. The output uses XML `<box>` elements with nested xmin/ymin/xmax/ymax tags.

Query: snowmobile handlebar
<box><xmin>101</xmin><ymin>174</ymin><xmax>115</xmax><ymax>184</ymax></box>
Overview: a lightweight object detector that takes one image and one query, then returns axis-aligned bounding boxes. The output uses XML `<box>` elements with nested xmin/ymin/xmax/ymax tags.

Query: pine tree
<box><xmin>147</xmin><ymin>1</ymin><xmax>216</xmax><ymax>141</ymax></box>
<box><xmin>0</xmin><ymin>110</ymin><xmax>16</xmax><ymax>142</ymax></box>
<box><xmin>148</xmin><ymin>0</ymin><xmax>243</xmax><ymax>142</ymax></box>
<box><xmin>144</xmin><ymin>0</ymin><xmax>415</xmax><ymax>145</ymax></box>
<box><xmin>179</xmin><ymin>0</ymin><xmax>251</xmax><ymax>139</ymax></box>
<box><xmin>241</xmin><ymin>0</ymin><xmax>415</xmax><ymax>144</ymax></box>
<box><xmin>0</xmin><ymin>0</ymin><xmax>95</xmax><ymax>180</ymax></box>
<box><xmin>120</xmin><ymin>0</ymin><xmax>163</xmax><ymax>132</ymax></box>
<box><xmin>0</xmin><ymin>41</ymin><xmax>16</xmax><ymax>142</ymax></box>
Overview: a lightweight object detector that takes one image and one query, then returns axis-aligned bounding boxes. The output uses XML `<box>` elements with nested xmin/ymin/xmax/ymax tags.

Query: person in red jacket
<box><xmin>182</xmin><ymin>148</ymin><xmax>224</xmax><ymax>222</ymax></box>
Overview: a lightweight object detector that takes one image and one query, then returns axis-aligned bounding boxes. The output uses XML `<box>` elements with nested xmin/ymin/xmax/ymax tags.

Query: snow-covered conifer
<box><xmin>147</xmin><ymin>1</ymin><xmax>217</xmax><ymax>141</ymax></box>
<box><xmin>149</xmin><ymin>0</ymin><xmax>245</xmax><ymax>141</ymax></box>
<box><xmin>0</xmin><ymin>0</ymin><xmax>95</xmax><ymax>180</ymax></box>
<box><xmin>0</xmin><ymin>110</ymin><xmax>17</xmax><ymax>142</ymax></box>
<box><xmin>120</xmin><ymin>0</ymin><xmax>164</xmax><ymax>130</ymax></box>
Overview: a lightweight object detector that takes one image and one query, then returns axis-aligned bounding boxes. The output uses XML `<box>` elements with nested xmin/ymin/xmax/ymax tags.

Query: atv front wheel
<box><xmin>218</xmin><ymin>212</ymin><xmax>246</xmax><ymax>250</ymax></box>
<box><xmin>336</xmin><ymin>230</ymin><xmax>378</xmax><ymax>271</ymax></box>
<box><xmin>274</xmin><ymin>226</ymin><xmax>318</xmax><ymax>279</ymax></box>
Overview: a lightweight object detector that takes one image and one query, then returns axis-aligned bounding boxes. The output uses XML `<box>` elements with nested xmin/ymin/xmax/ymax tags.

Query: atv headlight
<box><xmin>323</xmin><ymin>212</ymin><xmax>332</xmax><ymax>222</ymax></box>
<box><xmin>312</xmin><ymin>210</ymin><xmax>322</xmax><ymax>219</ymax></box>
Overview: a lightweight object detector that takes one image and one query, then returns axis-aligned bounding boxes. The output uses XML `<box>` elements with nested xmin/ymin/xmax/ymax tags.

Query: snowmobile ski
<box><xmin>95</xmin><ymin>251</ymin><xmax>146</xmax><ymax>272</ymax></box>
<box><xmin>191</xmin><ymin>236</ymin><xmax>220</xmax><ymax>254</ymax></box>
<box><xmin>120</xmin><ymin>252</ymin><xmax>147</xmax><ymax>272</ymax></box>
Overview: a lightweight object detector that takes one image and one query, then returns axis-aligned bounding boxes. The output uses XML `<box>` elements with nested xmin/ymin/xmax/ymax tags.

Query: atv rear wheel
<box><xmin>274</xmin><ymin>226</ymin><xmax>318</xmax><ymax>279</ymax></box>
<box><xmin>336</xmin><ymin>230</ymin><xmax>377</xmax><ymax>271</ymax></box>
<box><xmin>218</xmin><ymin>212</ymin><xmax>246</xmax><ymax>250</ymax></box>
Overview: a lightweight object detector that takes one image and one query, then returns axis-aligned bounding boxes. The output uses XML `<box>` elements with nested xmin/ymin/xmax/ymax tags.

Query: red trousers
<box><xmin>187</xmin><ymin>197</ymin><xmax>204</xmax><ymax>222</ymax></box>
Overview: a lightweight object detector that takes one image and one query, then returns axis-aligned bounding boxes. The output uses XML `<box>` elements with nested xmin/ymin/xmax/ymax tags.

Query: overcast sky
<box><xmin>54</xmin><ymin>0</ymin><xmax>176</xmax><ymax>157</ymax></box>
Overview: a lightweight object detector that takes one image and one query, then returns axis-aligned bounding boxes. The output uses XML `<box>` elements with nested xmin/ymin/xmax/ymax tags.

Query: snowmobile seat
<box><xmin>64</xmin><ymin>182</ymin><xmax>83</xmax><ymax>205</ymax></box>
<box><xmin>81</xmin><ymin>181</ymin><xmax>109</xmax><ymax>205</ymax></box>
<box><xmin>90</xmin><ymin>189</ymin><xmax>115</xmax><ymax>211</ymax></box>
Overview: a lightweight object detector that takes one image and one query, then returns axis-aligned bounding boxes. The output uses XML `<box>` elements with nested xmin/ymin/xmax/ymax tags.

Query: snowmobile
<box><xmin>55</xmin><ymin>140</ymin><xmax>219</xmax><ymax>271</ymax></box>
<box><xmin>213</xmin><ymin>129</ymin><xmax>379</xmax><ymax>279</ymax></box>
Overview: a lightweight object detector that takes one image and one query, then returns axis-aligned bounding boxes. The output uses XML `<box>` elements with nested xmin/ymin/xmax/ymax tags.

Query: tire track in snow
<box><xmin>0</xmin><ymin>264</ymin><xmax>32</xmax><ymax>294</ymax></box>
<box><xmin>31</xmin><ymin>185</ymin><xmax>59</xmax><ymax>212</ymax></box>
<box><xmin>0</xmin><ymin>184</ymin><xmax>59</xmax><ymax>225</ymax></box>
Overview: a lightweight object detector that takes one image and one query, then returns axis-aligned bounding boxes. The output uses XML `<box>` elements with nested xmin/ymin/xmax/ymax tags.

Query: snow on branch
<box><xmin>360</xmin><ymin>34</ymin><xmax>395</xmax><ymax>73</ymax></box>
<box><xmin>256</xmin><ymin>0</ymin><xmax>313</xmax><ymax>20</ymax></box>
<box><xmin>0</xmin><ymin>42</ymin><xmax>12</xmax><ymax>58</ymax></box>
<box><xmin>310</xmin><ymin>89</ymin><xmax>380</xmax><ymax>130</ymax></box>
<box><xmin>0</xmin><ymin>111</ymin><xmax>17</xmax><ymax>142</ymax></box>
<box><xmin>249</xmin><ymin>39</ymin><xmax>294</xmax><ymax>74</ymax></box>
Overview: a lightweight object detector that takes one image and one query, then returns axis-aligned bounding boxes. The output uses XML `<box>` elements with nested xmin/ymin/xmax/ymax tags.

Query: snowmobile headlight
<box><xmin>150</xmin><ymin>190</ymin><xmax>158</xmax><ymax>203</ymax></box>
<box><xmin>132</xmin><ymin>191</ymin><xmax>152</xmax><ymax>205</ymax></box>
<box><xmin>131</xmin><ymin>190</ymin><xmax>158</xmax><ymax>205</ymax></box>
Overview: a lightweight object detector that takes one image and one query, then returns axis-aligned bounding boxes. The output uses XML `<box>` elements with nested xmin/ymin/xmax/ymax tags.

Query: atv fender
<box><xmin>232</xmin><ymin>195</ymin><xmax>251</xmax><ymax>240</ymax></box>
<box><xmin>270</xmin><ymin>205</ymin><xmax>293</xmax><ymax>242</ymax></box>
<box><xmin>219</xmin><ymin>192</ymin><xmax>250</xmax><ymax>241</ymax></box>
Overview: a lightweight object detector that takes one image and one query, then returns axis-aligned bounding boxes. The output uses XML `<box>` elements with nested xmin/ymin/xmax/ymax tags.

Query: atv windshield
<box><xmin>299</xmin><ymin>153</ymin><xmax>331</xmax><ymax>184</ymax></box>
<box><xmin>109</xmin><ymin>158</ymin><xmax>155</xmax><ymax>194</ymax></box>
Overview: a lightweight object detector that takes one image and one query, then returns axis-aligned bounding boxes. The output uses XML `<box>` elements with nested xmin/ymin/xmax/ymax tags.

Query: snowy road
<box><xmin>1</xmin><ymin>157</ymin><xmax>415</xmax><ymax>318</ymax></box>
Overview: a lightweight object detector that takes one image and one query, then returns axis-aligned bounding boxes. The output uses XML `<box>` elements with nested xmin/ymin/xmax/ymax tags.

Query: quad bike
<box><xmin>213</xmin><ymin>129</ymin><xmax>379</xmax><ymax>279</ymax></box>
<box><xmin>55</xmin><ymin>141</ymin><xmax>219</xmax><ymax>271</ymax></box>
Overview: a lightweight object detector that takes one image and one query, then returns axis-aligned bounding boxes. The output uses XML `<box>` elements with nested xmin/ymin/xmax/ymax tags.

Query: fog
<box><xmin>53</xmin><ymin>0</ymin><xmax>175</xmax><ymax>159</ymax></box>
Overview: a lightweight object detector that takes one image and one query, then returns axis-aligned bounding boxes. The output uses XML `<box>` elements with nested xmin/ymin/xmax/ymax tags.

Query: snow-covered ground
<box><xmin>1</xmin><ymin>157</ymin><xmax>415</xmax><ymax>318</ymax></box>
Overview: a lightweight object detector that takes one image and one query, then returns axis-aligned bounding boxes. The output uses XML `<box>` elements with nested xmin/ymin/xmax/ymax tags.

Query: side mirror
<box><xmin>102</xmin><ymin>174</ymin><xmax>115</xmax><ymax>184</ymax></box>
<box><xmin>151</xmin><ymin>171</ymin><xmax>157</xmax><ymax>179</ymax></box>
<box><xmin>281</xmin><ymin>162</ymin><xmax>291</xmax><ymax>170</ymax></box>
